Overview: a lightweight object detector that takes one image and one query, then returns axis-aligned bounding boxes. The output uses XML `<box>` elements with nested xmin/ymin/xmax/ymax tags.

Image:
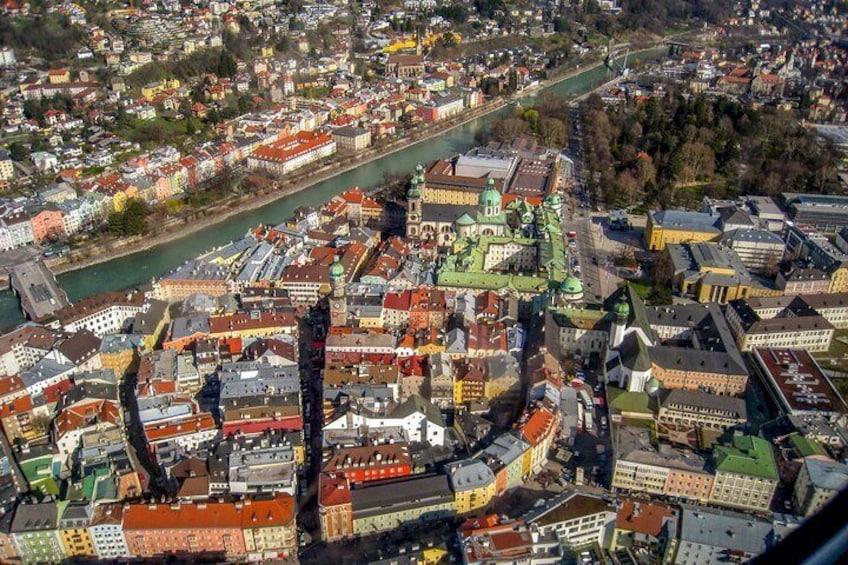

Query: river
<box><xmin>0</xmin><ymin>47</ymin><xmax>667</xmax><ymax>329</ymax></box>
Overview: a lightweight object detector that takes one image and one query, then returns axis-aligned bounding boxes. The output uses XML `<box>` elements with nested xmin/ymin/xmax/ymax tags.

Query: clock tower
<box><xmin>329</xmin><ymin>256</ymin><xmax>348</xmax><ymax>327</ymax></box>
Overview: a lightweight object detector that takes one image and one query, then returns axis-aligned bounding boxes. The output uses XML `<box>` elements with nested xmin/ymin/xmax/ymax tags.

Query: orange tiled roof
<box><xmin>520</xmin><ymin>406</ymin><xmax>556</xmax><ymax>446</ymax></box>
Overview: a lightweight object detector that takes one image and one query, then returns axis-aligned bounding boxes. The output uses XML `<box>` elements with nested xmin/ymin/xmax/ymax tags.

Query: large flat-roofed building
<box><xmin>645</xmin><ymin>210</ymin><xmax>720</xmax><ymax>251</ymax></box>
<box><xmin>721</xmin><ymin>228</ymin><xmax>785</xmax><ymax>272</ymax></box>
<box><xmin>750</xmin><ymin>348</ymin><xmax>848</xmax><ymax>420</ymax></box>
<box><xmin>349</xmin><ymin>474</ymin><xmax>454</xmax><ymax>535</ymax></box>
<box><xmin>783</xmin><ymin>192</ymin><xmax>848</xmax><ymax>233</ymax></box>
<box><xmin>523</xmin><ymin>490</ymin><xmax>615</xmax><ymax>548</ymax></box>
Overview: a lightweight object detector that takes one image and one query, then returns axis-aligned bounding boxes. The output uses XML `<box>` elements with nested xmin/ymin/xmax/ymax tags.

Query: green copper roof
<box><xmin>479</xmin><ymin>184</ymin><xmax>502</xmax><ymax>208</ymax></box>
<box><xmin>329</xmin><ymin>256</ymin><xmax>345</xmax><ymax>279</ymax></box>
<box><xmin>455</xmin><ymin>213</ymin><xmax>475</xmax><ymax>226</ymax></box>
<box><xmin>561</xmin><ymin>276</ymin><xmax>583</xmax><ymax>295</ymax></box>
<box><xmin>714</xmin><ymin>434</ymin><xmax>778</xmax><ymax>480</ymax></box>
<box><xmin>608</xmin><ymin>387</ymin><xmax>654</xmax><ymax>415</ymax></box>
<box><xmin>614</xmin><ymin>296</ymin><xmax>631</xmax><ymax>318</ymax></box>
<box><xmin>544</xmin><ymin>193</ymin><xmax>563</xmax><ymax>207</ymax></box>
<box><xmin>788</xmin><ymin>432</ymin><xmax>827</xmax><ymax>457</ymax></box>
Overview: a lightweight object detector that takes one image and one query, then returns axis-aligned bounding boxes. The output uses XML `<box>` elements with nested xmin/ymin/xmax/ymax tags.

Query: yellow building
<box><xmin>645</xmin><ymin>210</ymin><xmax>720</xmax><ymax>251</ymax></box>
<box><xmin>58</xmin><ymin>502</ymin><xmax>95</xmax><ymax>558</ymax></box>
<box><xmin>141</xmin><ymin>78</ymin><xmax>181</xmax><ymax>99</ymax></box>
<box><xmin>828</xmin><ymin>264</ymin><xmax>848</xmax><ymax>293</ymax></box>
<box><xmin>100</xmin><ymin>334</ymin><xmax>143</xmax><ymax>378</ymax></box>
<box><xmin>667</xmin><ymin>242</ymin><xmax>759</xmax><ymax>305</ymax></box>
<box><xmin>447</xmin><ymin>459</ymin><xmax>496</xmax><ymax>514</ymax></box>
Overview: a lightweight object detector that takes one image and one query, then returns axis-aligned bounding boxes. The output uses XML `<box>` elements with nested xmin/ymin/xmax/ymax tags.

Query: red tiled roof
<box><xmin>520</xmin><ymin>407</ymin><xmax>556</xmax><ymax>446</ymax></box>
<box><xmin>123</xmin><ymin>500</ymin><xmax>241</xmax><ymax>530</ymax></box>
<box><xmin>615</xmin><ymin>498</ymin><xmax>677</xmax><ymax>536</ymax></box>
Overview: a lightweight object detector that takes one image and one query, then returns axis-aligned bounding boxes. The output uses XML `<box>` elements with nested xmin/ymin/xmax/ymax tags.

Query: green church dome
<box><xmin>329</xmin><ymin>256</ymin><xmax>345</xmax><ymax>279</ymax></box>
<box><xmin>544</xmin><ymin>193</ymin><xmax>563</xmax><ymax>208</ymax></box>
<box><xmin>560</xmin><ymin>276</ymin><xmax>583</xmax><ymax>295</ymax></box>
<box><xmin>478</xmin><ymin>178</ymin><xmax>502</xmax><ymax>209</ymax></box>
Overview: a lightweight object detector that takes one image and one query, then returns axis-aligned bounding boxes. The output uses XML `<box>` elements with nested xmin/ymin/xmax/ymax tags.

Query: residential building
<box><xmin>674</xmin><ymin>505</ymin><xmax>781</xmax><ymax>565</ymax></box>
<box><xmin>322</xmin><ymin>443</ymin><xmax>413</xmax><ymax>484</ymax></box>
<box><xmin>523</xmin><ymin>490</ymin><xmax>615</xmax><ymax>549</ymax></box>
<box><xmin>123</xmin><ymin>500</ymin><xmax>246</xmax><ymax>559</ymax></box>
<box><xmin>50</xmin><ymin>291</ymin><xmax>146</xmax><ymax>337</ymax></box>
<box><xmin>656</xmin><ymin>389</ymin><xmax>747</xmax><ymax>450</ymax></box>
<box><xmin>609</xmin><ymin>498</ymin><xmax>679</xmax><ymax>564</ymax></box>
<box><xmin>725</xmin><ymin>299</ymin><xmax>835</xmax><ymax>353</ymax></box>
<box><xmin>239</xmin><ymin>496</ymin><xmax>297</xmax><ymax>562</ymax></box>
<box><xmin>792</xmin><ymin>457</ymin><xmax>848</xmax><ymax>517</ymax></box>
<box><xmin>349</xmin><ymin>474</ymin><xmax>455</xmax><ymax>535</ymax></box>
<box><xmin>318</xmin><ymin>474</ymin><xmax>353</xmax><ymax>542</ymax></box>
<box><xmin>332</xmin><ymin>126</ymin><xmax>371</xmax><ymax>152</ymax></box>
<box><xmin>323</xmin><ymin>395</ymin><xmax>448</xmax><ymax>447</ymax></box>
<box><xmin>544</xmin><ymin>307</ymin><xmax>611</xmax><ymax>360</ymax></box>
<box><xmin>709</xmin><ymin>434</ymin><xmax>778</xmax><ymax>513</ymax></box>
<box><xmin>58</xmin><ymin>501</ymin><xmax>95</xmax><ymax>558</ymax></box>
<box><xmin>11</xmin><ymin>499</ymin><xmax>65</xmax><ymax>564</ymax></box>
<box><xmin>611</xmin><ymin>425</ymin><xmax>713</xmax><ymax>504</ymax></box>
<box><xmin>88</xmin><ymin>504</ymin><xmax>129</xmax><ymax>559</ymax></box>
<box><xmin>447</xmin><ymin>459</ymin><xmax>496</xmax><ymax>515</ymax></box>
<box><xmin>457</xmin><ymin>514</ymin><xmax>560</xmax><ymax>565</ymax></box>
<box><xmin>247</xmin><ymin>132</ymin><xmax>336</xmax><ymax>176</ymax></box>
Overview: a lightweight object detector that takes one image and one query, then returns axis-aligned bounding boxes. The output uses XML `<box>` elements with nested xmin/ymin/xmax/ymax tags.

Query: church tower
<box><xmin>610</xmin><ymin>295</ymin><xmax>630</xmax><ymax>349</ymax></box>
<box><xmin>406</xmin><ymin>163</ymin><xmax>424</xmax><ymax>238</ymax></box>
<box><xmin>329</xmin><ymin>256</ymin><xmax>348</xmax><ymax>327</ymax></box>
<box><xmin>478</xmin><ymin>178</ymin><xmax>502</xmax><ymax>217</ymax></box>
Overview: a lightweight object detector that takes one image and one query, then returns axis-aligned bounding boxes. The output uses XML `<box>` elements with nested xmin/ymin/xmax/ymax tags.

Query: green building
<box><xmin>10</xmin><ymin>499</ymin><xmax>65</xmax><ymax>564</ymax></box>
<box><xmin>709</xmin><ymin>433</ymin><xmax>779</xmax><ymax>513</ymax></box>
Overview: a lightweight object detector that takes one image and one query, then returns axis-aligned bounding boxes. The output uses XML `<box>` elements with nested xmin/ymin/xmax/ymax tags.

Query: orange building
<box><xmin>663</xmin><ymin>468</ymin><xmax>714</xmax><ymax>503</ymax></box>
<box><xmin>322</xmin><ymin>443</ymin><xmax>413</xmax><ymax>484</ymax></box>
<box><xmin>408</xmin><ymin>288</ymin><xmax>448</xmax><ymax>331</ymax></box>
<box><xmin>318</xmin><ymin>474</ymin><xmax>353</xmax><ymax>542</ymax></box>
<box><xmin>123</xmin><ymin>500</ymin><xmax>246</xmax><ymax>559</ymax></box>
<box><xmin>30</xmin><ymin>206</ymin><xmax>65</xmax><ymax>243</ymax></box>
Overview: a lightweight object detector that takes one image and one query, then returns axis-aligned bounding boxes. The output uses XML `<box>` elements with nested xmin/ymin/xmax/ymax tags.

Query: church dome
<box><xmin>544</xmin><ymin>192</ymin><xmax>563</xmax><ymax>208</ymax></box>
<box><xmin>478</xmin><ymin>178</ymin><xmax>501</xmax><ymax>209</ymax></box>
<box><xmin>329</xmin><ymin>256</ymin><xmax>345</xmax><ymax>279</ymax></box>
<box><xmin>560</xmin><ymin>276</ymin><xmax>583</xmax><ymax>298</ymax></box>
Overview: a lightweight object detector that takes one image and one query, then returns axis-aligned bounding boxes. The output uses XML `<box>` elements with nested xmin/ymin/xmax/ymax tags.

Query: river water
<box><xmin>0</xmin><ymin>48</ymin><xmax>666</xmax><ymax>329</ymax></box>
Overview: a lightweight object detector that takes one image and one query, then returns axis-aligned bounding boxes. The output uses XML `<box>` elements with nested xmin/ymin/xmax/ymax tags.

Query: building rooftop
<box><xmin>752</xmin><ymin>348</ymin><xmax>848</xmax><ymax>417</ymax></box>
<box><xmin>713</xmin><ymin>434</ymin><xmax>778</xmax><ymax>481</ymax></box>
<box><xmin>678</xmin><ymin>504</ymin><xmax>775</xmax><ymax>557</ymax></box>
<box><xmin>446</xmin><ymin>459</ymin><xmax>495</xmax><ymax>492</ymax></box>
<box><xmin>802</xmin><ymin>457</ymin><xmax>848</xmax><ymax>492</ymax></box>
<box><xmin>349</xmin><ymin>474</ymin><xmax>453</xmax><ymax>517</ymax></box>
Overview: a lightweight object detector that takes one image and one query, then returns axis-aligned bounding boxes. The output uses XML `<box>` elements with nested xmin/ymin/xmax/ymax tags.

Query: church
<box><xmin>406</xmin><ymin>163</ymin><xmax>512</xmax><ymax>245</ymax></box>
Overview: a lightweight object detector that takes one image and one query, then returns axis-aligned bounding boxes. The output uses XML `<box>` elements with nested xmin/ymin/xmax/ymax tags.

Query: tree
<box><xmin>493</xmin><ymin>118</ymin><xmax>531</xmax><ymax>142</ymax></box>
<box><xmin>538</xmin><ymin>117</ymin><xmax>566</xmax><ymax>148</ymax></box>
<box><xmin>8</xmin><ymin>142</ymin><xmax>29</xmax><ymax>162</ymax></box>
<box><xmin>522</xmin><ymin>109</ymin><xmax>539</xmax><ymax>133</ymax></box>
<box><xmin>108</xmin><ymin>199</ymin><xmax>150</xmax><ymax>236</ymax></box>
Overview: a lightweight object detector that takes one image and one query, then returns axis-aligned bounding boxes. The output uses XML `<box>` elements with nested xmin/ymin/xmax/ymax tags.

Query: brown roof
<box><xmin>0</xmin><ymin>326</ymin><xmax>59</xmax><ymax>356</ymax></box>
<box><xmin>208</xmin><ymin>309</ymin><xmax>296</xmax><ymax>335</ymax></box>
<box><xmin>56</xmin><ymin>330</ymin><xmax>102</xmax><ymax>365</ymax></box>
<box><xmin>615</xmin><ymin>498</ymin><xmax>678</xmax><ymax>536</ymax></box>
<box><xmin>534</xmin><ymin>494</ymin><xmax>613</xmax><ymax>527</ymax></box>
<box><xmin>323</xmin><ymin>443</ymin><xmax>412</xmax><ymax>475</ymax></box>
<box><xmin>52</xmin><ymin>291</ymin><xmax>145</xmax><ymax>325</ymax></box>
